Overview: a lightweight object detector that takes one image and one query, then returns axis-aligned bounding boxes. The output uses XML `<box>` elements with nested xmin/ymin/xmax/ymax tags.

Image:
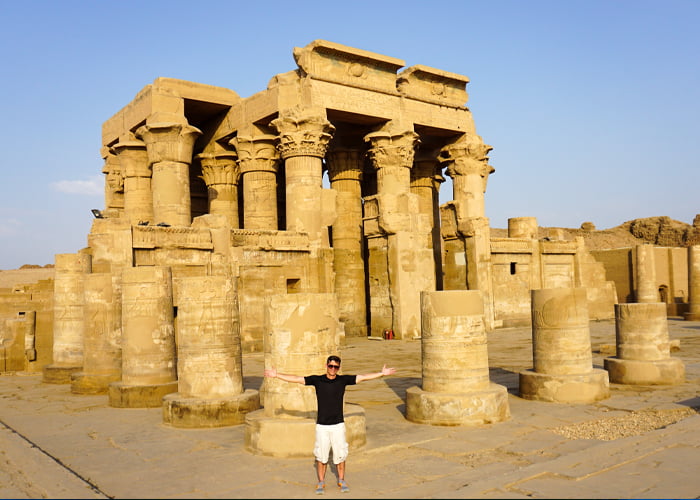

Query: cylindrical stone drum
<box><xmin>82</xmin><ymin>273</ymin><xmax>122</xmax><ymax>375</ymax></box>
<box><xmin>636</xmin><ymin>244</ymin><xmax>658</xmax><ymax>303</ymax></box>
<box><xmin>421</xmin><ymin>290</ymin><xmax>490</xmax><ymax>393</ymax></box>
<box><xmin>531</xmin><ymin>288</ymin><xmax>592</xmax><ymax>375</ymax></box>
<box><xmin>120</xmin><ymin>266</ymin><xmax>176</xmax><ymax>385</ymax></box>
<box><xmin>176</xmin><ymin>276</ymin><xmax>243</xmax><ymax>398</ymax></box>
<box><xmin>53</xmin><ymin>253</ymin><xmax>92</xmax><ymax>365</ymax></box>
<box><xmin>615</xmin><ymin>303</ymin><xmax>670</xmax><ymax>361</ymax></box>
<box><xmin>508</xmin><ymin>217</ymin><xmax>538</xmax><ymax>239</ymax></box>
<box><xmin>262</xmin><ymin>293</ymin><xmax>339</xmax><ymax>418</ymax></box>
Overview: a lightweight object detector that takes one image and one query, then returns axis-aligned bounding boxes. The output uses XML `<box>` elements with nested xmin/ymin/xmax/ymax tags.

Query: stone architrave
<box><xmin>230</xmin><ymin>134</ymin><xmax>280</xmax><ymax>230</ymax></box>
<box><xmin>109</xmin><ymin>266</ymin><xmax>177</xmax><ymax>407</ymax></box>
<box><xmin>163</xmin><ymin>276</ymin><xmax>259</xmax><ymax>427</ymax></box>
<box><xmin>111</xmin><ymin>137</ymin><xmax>153</xmax><ymax>225</ymax></box>
<box><xmin>519</xmin><ymin>288</ymin><xmax>609</xmax><ymax>403</ymax></box>
<box><xmin>364</xmin><ymin>125</ymin><xmax>435</xmax><ymax>339</ymax></box>
<box><xmin>271</xmin><ymin>108</ymin><xmax>335</xmax><ymax>245</ymax></box>
<box><xmin>406</xmin><ymin>291</ymin><xmax>510</xmax><ymax>426</ymax></box>
<box><xmin>685</xmin><ymin>246</ymin><xmax>700</xmax><ymax>320</ymax></box>
<box><xmin>197</xmin><ymin>150</ymin><xmax>240</xmax><ymax>228</ymax></box>
<box><xmin>136</xmin><ymin>121</ymin><xmax>202</xmax><ymax>227</ymax></box>
<box><xmin>245</xmin><ymin>293</ymin><xmax>365</xmax><ymax>457</ymax></box>
<box><xmin>604</xmin><ymin>303</ymin><xmax>685</xmax><ymax>384</ymax></box>
<box><xmin>635</xmin><ymin>244</ymin><xmax>658</xmax><ymax>303</ymax></box>
<box><xmin>43</xmin><ymin>253</ymin><xmax>92</xmax><ymax>384</ymax></box>
<box><xmin>71</xmin><ymin>273</ymin><xmax>122</xmax><ymax>394</ymax></box>
<box><xmin>326</xmin><ymin>148</ymin><xmax>366</xmax><ymax>338</ymax></box>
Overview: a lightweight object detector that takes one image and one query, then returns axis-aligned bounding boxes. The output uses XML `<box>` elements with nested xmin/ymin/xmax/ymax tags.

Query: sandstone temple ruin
<box><xmin>1</xmin><ymin>41</ymin><xmax>696</xmax><ymax>445</ymax></box>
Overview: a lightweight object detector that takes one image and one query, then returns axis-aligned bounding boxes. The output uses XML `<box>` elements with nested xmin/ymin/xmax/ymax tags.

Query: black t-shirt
<box><xmin>304</xmin><ymin>374</ymin><xmax>357</xmax><ymax>425</ymax></box>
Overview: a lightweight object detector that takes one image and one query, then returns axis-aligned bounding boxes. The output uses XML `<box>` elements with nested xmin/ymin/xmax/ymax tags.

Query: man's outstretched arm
<box><xmin>264</xmin><ymin>366</ymin><xmax>305</xmax><ymax>384</ymax></box>
<box><xmin>356</xmin><ymin>364</ymin><xmax>396</xmax><ymax>383</ymax></box>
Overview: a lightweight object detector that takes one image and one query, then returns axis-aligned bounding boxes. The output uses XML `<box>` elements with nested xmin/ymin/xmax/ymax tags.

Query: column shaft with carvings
<box><xmin>101</xmin><ymin>150</ymin><xmax>124</xmax><ymax>218</ymax></box>
<box><xmin>439</xmin><ymin>135</ymin><xmax>495</xmax><ymax>330</ymax></box>
<box><xmin>327</xmin><ymin>149</ymin><xmax>366</xmax><ymax>337</ymax></box>
<box><xmin>635</xmin><ymin>244</ymin><xmax>658</xmax><ymax>303</ymax></box>
<box><xmin>686</xmin><ymin>246</ymin><xmax>700</xmax><ymax>320</ymax></box>
<box><xmin>136</xmin><ymin>121</ymin><xmax>201</xmax><ymax>227</ymax></box>
<box><xmin>112</xmin><ymin>138</ymin><xmax>153</xmax><ymax>225</ymax></box>
<box><xmin>271</xmin><ymin>109</ymin><xmax>334</xmax><ymax>244</ymax></box>
<box><xmin>198</xmin><ymin>151</ymin><xmax>240</xmax><ymax>228</ymax></box>
<box><xmin>230</xmin><ymin>135</ymin><xmax>279</xmax><ymax>230</ymax></box>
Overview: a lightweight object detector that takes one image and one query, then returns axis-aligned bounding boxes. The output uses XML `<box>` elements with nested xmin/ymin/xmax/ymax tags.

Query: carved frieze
<box><xmin>397</xmin><ymin>64</ymin><xmax>469</xmax><ymax>107</ymax></box>
<box><xmin>132</xmin><ymin>225</ymin><xmax>214</xmax><ymax>250</ymax></box>
<box><xmin>490</xmin><ymin>238</ymin><xmax>535</xmax><ymax>254</ymax></box>
<box><xmin>230</xmin><ymin>229</ymin><xmax>310</xmax><ymax>251</ymax></box>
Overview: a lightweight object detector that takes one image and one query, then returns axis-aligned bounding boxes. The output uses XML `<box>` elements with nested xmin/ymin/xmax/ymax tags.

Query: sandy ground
<box><xmin>1</xmin><ymin>318</ymin><xmax>699</xmax><ymax>499</ymax></box>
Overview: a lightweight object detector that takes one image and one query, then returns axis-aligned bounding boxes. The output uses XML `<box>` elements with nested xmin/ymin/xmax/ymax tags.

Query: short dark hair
<box><xmin>327</xmin><ymin>355</ymin><xmax>341</xmax><ymax>364</ymax></box>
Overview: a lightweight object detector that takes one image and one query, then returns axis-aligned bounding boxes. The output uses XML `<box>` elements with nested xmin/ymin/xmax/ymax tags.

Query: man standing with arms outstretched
<box><xmin>264</xmin><ymin>355</ymin><xmax>396</xmax><ymax>494</ymax></box>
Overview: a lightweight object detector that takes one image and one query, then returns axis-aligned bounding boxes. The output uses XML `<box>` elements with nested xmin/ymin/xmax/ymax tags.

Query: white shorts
<box><xmin>313</xmin><ymin>422</ymin><xmax>348</xmax><ymax>465</ymax></box>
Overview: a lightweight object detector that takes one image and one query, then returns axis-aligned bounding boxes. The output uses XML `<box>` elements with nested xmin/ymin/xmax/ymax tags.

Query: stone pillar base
<box><xmin>604</xmin><ymin>357</ymin><xmax>685</xmax><ymax>385</ymax></box>
<box><xmin>405</xmin><ymin>383</ymin><xmax>510</xmax><ymax>426</ymax></box>
<box><xmin>519</xmin><ymin>368</ymin><xmax>610</xmax><ymax>403</ymax></box>
<box><xmin>245</xmin><ymin>403</ymin><xmax>366</xmax><ymax>457</ymax></box>
<box><xmin>42</xmin><ymin>365</ymin><xmax>81</xmax><ymax>384</ymax></box>
<box><xmin>162</xmin><ymin>390</ymin><xmax>261</xmax><ymax>428</ymax></box>
<box><xmin>684</xmin><ymin>312</ymin><xmax>700</xmax><ymax>321</ymax></box>
<box><xmin>70</xmin><ymin>372</ymin><xmax>120</xmax><ymax>395</ymax></box>
<box><xmin>109</xmin><ymin>381</ymin><xmax>178</xmax><ymax>408</ymax></box>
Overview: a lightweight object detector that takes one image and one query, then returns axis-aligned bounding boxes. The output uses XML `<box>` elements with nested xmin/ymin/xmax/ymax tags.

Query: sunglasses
<box><xmin>327</xmin><ymin>364</ymin><xmax>340</xmax><ymax>369</ymax></box>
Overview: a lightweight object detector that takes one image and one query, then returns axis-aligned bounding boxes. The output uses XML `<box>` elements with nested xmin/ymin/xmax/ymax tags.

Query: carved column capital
<box><xmin>197</xmin><ymin>152</ymin><xmax>239</xmax><ymax>186</ymax></box>
<box><xmin>364</xmin><ymin>128</ymin><xmax>419</xmax><ymax>171</ymax></box>
<box><xmin>111</xmin><ymin>139</ymin><xmax>150</xmax><ymax>178</ymax></box>
<box><xmin>230</xmin><ymin>134</ymin><xmax>280</xmax><ymax>175</ymax></box>
<box><xmin>102</xmin><ymin>152</ymin><xmax>124</xmax><ymax>193</ymax></box>
<box><xmin>326</xmin><ymin>149</ymin><xmax>364</xmax><ymax>183</ymax></box>
<box><xmin>438</xmin><ymin>137</ymin><xmax>494</xmax><ymax>180</ymax></box>
<box><xmin>135</xmin><ymin>122</ymin><xmax>202</xmax><ymax>164</ymax></box>
<box><xmin>270</xmin><ymin>109</ymin><xmax>335</xmax><ymax>159</ymax></box>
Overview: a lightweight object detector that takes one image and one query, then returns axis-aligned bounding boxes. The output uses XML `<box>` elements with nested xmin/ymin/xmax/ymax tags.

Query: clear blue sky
<box><xmin>1</xmin><ymin>0</ymin><xmax>698</xmax><ymax>269</ymax></box>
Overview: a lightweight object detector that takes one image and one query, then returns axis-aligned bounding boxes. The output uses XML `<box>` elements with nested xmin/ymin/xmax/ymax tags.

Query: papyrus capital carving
<box><xmin>364</xmin><ymin>128</ymin><xmax>419</xmax><ymax>171</ymax></box>
<box><xmin>198</xmin><ymin>151</ymin><xmax>239</xmax><ymax>186</ymax></box>
<box><xmin>270</xmin><ymin>109</ymin><xmax>335</xmax><ymax>159</ymax></box>
<box><xmin>230</xmin><ymin>135</ymin><xmax>279</xmax><ymax>175</ymax></box>
<box><xmin>136</xmin><ymin>122</ymin><xmax>202</xmax><ymax>164</ymax></box>
<box><xmin>438</xmin><ymin>136</ymin><xmax>494</xmax><ymax>180</ymax></box>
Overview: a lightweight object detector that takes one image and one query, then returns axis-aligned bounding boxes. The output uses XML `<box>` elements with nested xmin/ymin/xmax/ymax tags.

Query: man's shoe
<box><xmin>315</xmin><ymin>482</ymin><xmax>325</xmax><ymax>495</ymax></box>
<box><xmin>338</xmin><ymin>479</ymin><xmax>350</xmax><ymax>493</ymax></box>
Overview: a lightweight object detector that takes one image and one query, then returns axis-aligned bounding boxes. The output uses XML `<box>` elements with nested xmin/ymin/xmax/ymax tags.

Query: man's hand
<box><xmin>264</xmin><ymin>367</ymin><xmax>277</xmax><ymax>378</ymax></box>
<box><xmin>381</xmin><ymin>364</ymin><xmax>396</xmax><ymax>376</ymax></box>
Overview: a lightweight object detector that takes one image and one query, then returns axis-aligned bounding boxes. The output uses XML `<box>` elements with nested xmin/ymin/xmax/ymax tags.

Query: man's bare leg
<box><xmin>316</xmin><ymin>460</ymin><xmax>327</xmax><ymax>482</ymax></box>
<box><xmin>337</xmin><ymin>461</ymin><xmax>345</xmax><ymax>481</ymax></box>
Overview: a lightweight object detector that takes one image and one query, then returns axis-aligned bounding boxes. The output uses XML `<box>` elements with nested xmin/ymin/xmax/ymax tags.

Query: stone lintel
<box><xmin>490</xmin><ymin>237</ymin><xmax>536</xmax><ymax>254</ymax></box>
<box><xmin>540</xmin><ymin>240</ymin><xmax>579</xmax><ymax>254</ymax></box>
<box><xmin>294</xmin><ymin>39</ymin><xmax>404</xmax><ymax>95</ymax></box>
<box><xmin>397</xmin><ymin>64</ymin><xmax>469</xmax><ymax>107</ymax></box>
<box><xmin>132</xmin><ymin>226</ymin><xmax>214</xmax><ymax>250</ymax></box>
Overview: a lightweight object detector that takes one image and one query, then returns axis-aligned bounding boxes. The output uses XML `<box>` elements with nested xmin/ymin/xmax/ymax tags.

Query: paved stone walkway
<box><xmin>1</xmin><ymin>318</ymin><xmax>699</xmax><ymax>498</ymax></box>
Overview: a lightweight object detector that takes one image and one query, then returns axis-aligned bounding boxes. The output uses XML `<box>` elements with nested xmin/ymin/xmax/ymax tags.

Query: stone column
<box><xmin>245</xmin><ymin>293</ymin><xmax>365</xmax><ymax>457</ymax></box>
<box><xmin>439</xmin><ymin>135</ymin><xmax>496</xmax><ymax>331</ymax></box>
<box><xmin>112</xmin><ymin>137</ymin><xmax>153</xmax><ymax>225</ymax></box>
<box><xmin>519</xmin><ymin>288</ymin><xmax>609</xmax><ymax>403</ymax></box>
<box><xmin>508</xmin><ymin>217</ymin><xmax>538</xmax><ymax>239</ymax></box>
<box><xmin>43</xmin><ymin>253</ymin><xmax>91</xmax><ymax>384</ymax></box>
<box><xmin>271</xmin><ymin>109</ymin><xmax>335</xmax><ymax>244</ymax></box>
<box><xmin>198</xmin><ymin>150</ymin><xmax>240</xmax><ymax>228</ymax></box>
<box><xmin>605</xmin><ymin>303</ymin><xmax>685</xmax><ymax>384</ymax></box>
<box><xmin>101</xmin><ymin>150</ymin><xmax>124</xmax><ymax>218</ymax></box>
<box><xmin>163</xmin><ymin>276</ymin><xmax>259</xmax><ymax>427</ymax></box>
<box><xmin>406</xmin><ymin>291</ymin><xmax>510</xmax><ymax>425</ymax></box>
<box><xmin>71</xmin><ymin>273</ymin><xmax>122</xmax><ymax>394</ymax></box>
<box><xmin>230</xmin><ymin>134</ymin><xmax>280</xmax><ymax>230</ymax></box>
<box><xmin>636</xmin><ymin>244</ymin><xmax>658</xmax><ymax>303</ymax></box>
<box><xmin>326</xmin><ymin>148</ymin><xmax>366</xmax><ymax>338</ymax></box>
<box><xmin>364</xmin><ymin>125</ymin><xmax>434</xmax><ymax>339</ymax></box>
<box><xmin>136</xmin><ymin>121</ymin><xmax>202</xmax><ymax>227</ymax></box>
<box><xmin>109</xmin><ymin>266</ymin><xmax>177</xmax><ymax>407</ymax></box>
<box><xmin>685</xmin><ymin>246</ymin><xmax>700</xmax><ymax>320</ymax></box>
